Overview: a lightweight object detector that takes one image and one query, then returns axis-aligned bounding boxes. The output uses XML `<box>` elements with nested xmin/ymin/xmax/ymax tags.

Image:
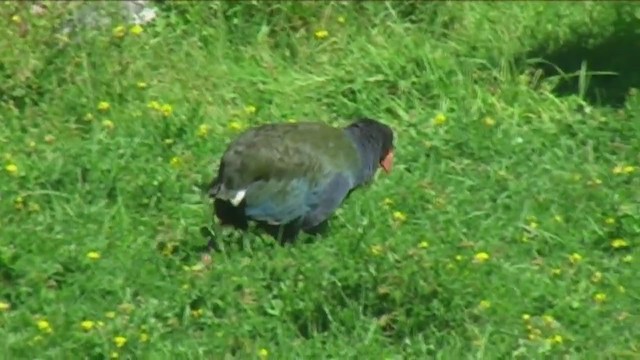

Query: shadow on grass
<box><xmin>525</xmin><ymin>11</ymin><xmax>640</xmax><ymax>108</ymax></box>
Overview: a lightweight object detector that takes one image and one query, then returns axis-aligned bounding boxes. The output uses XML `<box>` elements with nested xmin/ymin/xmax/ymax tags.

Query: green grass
<box><xmin>2</xmin><ymin>1</ymin><xmax>640</xmax><ymax>358</ymax></box>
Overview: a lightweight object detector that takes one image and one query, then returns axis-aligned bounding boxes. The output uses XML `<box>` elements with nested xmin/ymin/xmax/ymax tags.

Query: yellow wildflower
<box><xmin>613</xmin><ymin>165</ymin><xmax>635</xmax><ymax>174</ymax></box>
<box><xmin>569</xmin><ymin>252</ymin><xmax>582</xmax><ymax>264</ymax></box>
<box><xmin>80</xmin><ymin>320</ymin><xmax>95</xmax><ymax>331</ymax></box>
<box><xmin>197</xmin><ymin>124</ymin><xmax>210</xmax><ymax>138</ymax></box>
<box><xmin>5</xmin><ymin>163</ymin><xmax>18</xmax><ymax>175</ymax></box>
<box><xmin>521</xmin><ymin>313</ymin><xmax>531</xmax><ymax>321</ymax></box>
<box><xmin>228</xmin><ymin>121</ymin><xmax>246</xmax><ymax>132</ymax></box>
<box><xmin>87</xmin><ymin>251</ymin><xmax>101</xmax><ymax>260</ymax></box>
<box><xmin>337</xmin><ymin>16</ymin><xmax>346</xmax><ymax>24</ymax></box>
<box><xmin>113</xmin><ymin>25</ymin><xmax>126</xmax><ymax>38</ymax></box>
<box><xmin>147</xmin><ymin>100</ymin><xmax>161</xmax><ymax>110</ymax></box>
<box><xmin>611</xmin><ymin>238</ymin><xmax>629</xmax><ymax>249</ymax></box>
<box><xmin>483</xmin><ymin>117</ymin><xmax>496</xmax><ymax>127</ymax></box>
<box><xmin>418</xmin><ymin>241</ymin><xmax>429</xmax><ymax>249</ymax></box>
<box><xmin>473</xmin><ymin>252</ymin><xmax>490</xmax><ymax>263</ymax></box>
<box><xmin>97</xmin><ymin>101</ymin><xmax>110</xmax><ymax>112</ymax></box>
<box><xmin>0</xmin><ymin>301</ymin><xmax>10</xmax><ymax>311</ymax></box>
<box><xmin>432</xmin><ymin>113</ymin><xmax>447</xmax><ymax>126</ymax></box>
<box><xmin>478</xmin><ymin>300</ymin><xmax>491</xmax><ymax>310</ymax></box>
<box><xmin>169</xmin><ymin>156</ymin><xmax>182</xmax><ymax>168</ymax></box>
<box><xmin>139</xmin><ymin>332</ymin><xmax>149</xmax><ymax>342</ymax></box>
<box><xmin>113</xmin><ymin>336</ymin><xmax>127</xmax><ymax>348</ymax></box>
<box><xmin>314</xmin><ymin>29</ymin><xmax>329</xmax><ymax>39</ymax></box>
<box><xmin>370</xmin><ymin>245</ymin><xmax>383</xmax><ymax>256</ymax></box>
<box><xmin>102</xmin><ymin>119</ymin><xmax>115</xmax><ymax>130</ymax></box>
<box><xmin>136</xmin><ymin>81</ymin><xmax>148</xmax><ymax>89</ymax></box>
<box><xmin>258</xmin><ymin>348</ymin><xmax>269</xmax><ymax>359</ymax></box>
<box><xmin>160</xmin><ymin>104</ymin><xmax>173</xmax><ymax>117</ymax></box>
<box><xmin>593</xmin><ymin>292</ymin><xmax>607</xmax><ymax>304</ymax></box>
<box><xmin>105</xmin><ymin>311</ymin><xmax>116</xmax><ymax>319</ymax></box>
<box><xmin>11</xmin><ymin>15</ymin><xmax>21</xmax><ymax>23</ymax></box>
<box><xmin>36</xmin><ymin>319</ymin><xmax>53</xmax><ymax>333</ymax></box>
<box><xmin>549</xmin><ymin>334</ymin><xmax>563</xmax><ymax>344</ymax></box>
<box><xmin>244</xmin><ymin>105</ymin><xmax>257</xmax><ymax>115</ymax></box>
<box><xmin>392</xmin><ymin>211</ymin><xmax>407</xmax><ymax>223</ymax></box>
<box><xmin>130</xmin><ymin>24</ymin><xmax>143</xmax><ymax>35</ymax></box>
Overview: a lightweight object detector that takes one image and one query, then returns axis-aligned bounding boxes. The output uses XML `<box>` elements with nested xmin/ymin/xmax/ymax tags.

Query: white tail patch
<box><xmin>230</xmin><ymin>189</ymin><xmax>247</xmax><ymax>206</ymax></box>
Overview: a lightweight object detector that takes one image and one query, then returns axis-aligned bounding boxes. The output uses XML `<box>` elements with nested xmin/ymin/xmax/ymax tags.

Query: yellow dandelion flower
<box><xmin>113</xmin><ymin>25</ymin><xmax>126</xmax><ymax>38</ymax></box>
<box><xmin>102</xmin><ymin>119</ymin><xmax>115</xmax><ymax>130</ymax></box>
<box><xmin>432</xmin><ymin>113</ymin><xmax>447</xmax><ymax>126</ymax></box>
<box><xmin>160</xmin><ymin>104</ymin><xmax>173</xmax><ymax>117</ymax></box>
<box><xmin>197</xmin><ymin>124</ymin><xmax>210</xmax><ymax>138</ymax></box>
<box><xmin>228</xmin><ymin>121</ymin><xmax>246</xmax><ymax>132</ymax></box>
<box><xmin>105</xmin><ymin>311</ymin><xmax>116</xmax><ymax>319</ymax></box>
<box><xmin>136</xmin><ymin>81</ymin><xmax>148</xmax><ymax>89</ymax></box>
<box><xmin>5</xmin><ymin>163</ymin><xmax>18</xmax><ymax>175</ymax></box>
<box><xmin>473</xmin><ymin>251</ymin><xmax>490</xmax><ymax>263</ymax></box>
<box><xmin>604</xmin><ymin>217</ymin><xmax>616</xmax><ymax>225</ymax></box>
<box><xmin>80</xmin><ymin>320</ymin><xmax>95</xmax><ymax>331</ymax></box>
<box><xmin>244</xmin><ymin>105</ymin><xmax>257</xmax><ymax>115</ymax></box>
<box><xmin>11</xmin><ymin>15</ymin><xmax>21</xmax><ymax>23</ymax></box>
<box><xmin>314</xmin><ymin>29</ymin><xmax>329</xmax><ymax>39</ymax></box>
<box><xmin>36</xmin><ymin>319</ymin><xmax>52</xmax><ymax>333</ymax></box>
<box><xmin>130</xmin><ymin>24</ymin><xmax>143</xmax><ymax>35</ymax></box>
<box><xmin>169</xmin><ymin>156</ymin><xmax>182</xmax><ymax>168</ymax></box>
<box><xmin>0</xmin><ymin>301</ymin><xmax>10</xmax><ymax>311</ymax></box>
<box><xmin>337</xmin><ymin>16</ymin><xmax>346</xmax><ymax>24</ymax></box>
<box><xmin>86</xmin><ymin>251</ymin><xmax>101</xmax><ymax>260</ymax></box>
<box><xmin>593</xmin><ymin>292</ymin><xmax>607</xmax><ymax>304</ymax></box>
<box><xmin>258</xmin><ymin>348</ymin><xmax>269</xmax><ymax>359</ymax></box>
<box><xmin>569</xmin><ymin>252</ymin><xmax>582</xmax><ymax>264</ymax></box>
<box><xmin>521</xmin><ymin>313</ymin><xmax>531</xmax><ymax>321</ymax></box>
<box><xmin>392</xmin><ymin>211</ymin><xmax>407</xmax><ymax>222</ymax></box>
<box><xmin>591</xmin><ymin>271</ymin><xmax>602</xmax><ymax>283</ymax></box>
<box><xmin>478</xmin><ymin>300</ymin><xmax>491</xmax><ymax>310</ymax></box>
<box><xmin>623</xmin><ymin>165</ymin><xmax>635</xmax><ymax>174</ymax></box>
<box><xmin>97</xmin><ymin>101</ymin><xmax>110</xmax><ymax>112</ymax></box>
<box><xmin>139</xmin><ymin>332</ymin><xmax>149</xmax><ymax>342</ymax></box>
<box><xmin>370</xmin><ymin>244</ymin><xmax>383</xmax><ymax>256</ymax></box>
<box><xmin>147</xmin><ymin>100</ymin><xmax>161</xmax><ymax>110</ymax></box>
<box><xmin>549</xmin><ymin>334</ymin><xmax>563</xmax><ymax>344</ymax></box>
<box><xmin>14</xmin><ymin>196</ymin><xmax>24</xmax><ymax>210</ymax></box>
<box><xmin>622</xmin><ymin>255</ymin><xmax>633</xmax><ymax>263</ymax></box>
<box><xmin>611</xmin><ymin>238</ymin><xmax>629</xmax><ymax>249</ymax></box>
<box><xmin>113</xmin><ymin>335</ymin><xmax>127</xmax><ymax>348</ymax></box>
<box><xmin>44</xmin><ymin>134</ymin><xmax>55</xmax><ymax>143</ymax></box>
<box><xmin>483</xmin><ymin>117</ymin><xmax>496</xmax><ymax>127</ymax></box>
<box><xmin>418</xmin><ymin>241</ymin><xmax>429</xmax><ymax>249</ymax></box>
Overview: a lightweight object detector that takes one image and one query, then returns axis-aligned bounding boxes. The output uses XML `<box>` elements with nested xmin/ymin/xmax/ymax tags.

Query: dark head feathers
<box><xmin>344</xmin><ymin>117</ymin><xmax>394</xmax><ymax>163</ymax></box>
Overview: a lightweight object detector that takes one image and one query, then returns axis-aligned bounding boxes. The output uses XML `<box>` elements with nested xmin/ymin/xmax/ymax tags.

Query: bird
<box><xmin>206</xmin><ymin>117</ymin><xmax>395</xmax><ymax>244</ymax></box>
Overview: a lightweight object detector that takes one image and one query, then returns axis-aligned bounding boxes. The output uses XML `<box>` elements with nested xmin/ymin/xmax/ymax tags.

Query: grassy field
<box><xmin>2</xmin><ymin>1</ymin><xmax>640</xmax><ymax>358</ymax></box>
